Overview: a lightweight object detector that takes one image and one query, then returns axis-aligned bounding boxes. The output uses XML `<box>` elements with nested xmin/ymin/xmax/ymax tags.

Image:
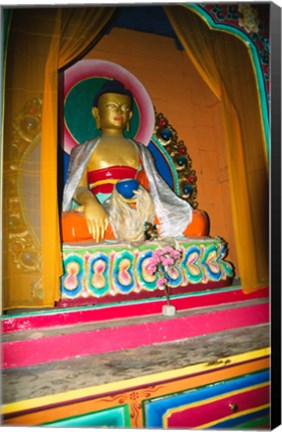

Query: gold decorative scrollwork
<box><xmin>99</xmin><ymin>384</ymin><xmax>164</xmax><ymax>427</ymax></box>
<box><xmin>129</xmin><ymin>385</ymin><xmax>164</xmax><ymax>427</ymax></box>
<box><xmin>7</xmin><ymin>96</ymin><xmax>42</xmax><ymax>274</ymax></box>
<box><xmin>13</xmin><ymin>98</ymin><xmax>42</xmax><ymax>142</ymax></box>
<box><xmin>154</xmin><ymin>111</ymin><xmax>198</xmax><ymax>208</ymax></box>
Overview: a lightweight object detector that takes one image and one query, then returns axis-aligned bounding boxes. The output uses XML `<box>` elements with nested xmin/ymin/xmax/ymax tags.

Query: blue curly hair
<box><xmin>93</xmin><ymin>79</ymin><xmax>134</xmax><ymax>108</ymax></box>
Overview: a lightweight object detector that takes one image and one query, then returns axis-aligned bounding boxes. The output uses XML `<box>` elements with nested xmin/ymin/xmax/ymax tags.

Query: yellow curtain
<box><xmin>41</xmin><ymin>7</ymin><xmax>115</xmax><ymax>307</ymax></box>
<box><xmin>3</xmin><ymin>7</ymin><xmax>115</xmax><ymax>309</ymax></box>
<box><xmin>165</xmin><ymin>6</ymin><xmax>269</xmax><ymax>292</ymax></box>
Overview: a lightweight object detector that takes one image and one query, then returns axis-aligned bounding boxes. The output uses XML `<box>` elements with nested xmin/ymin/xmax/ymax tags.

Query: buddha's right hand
<box><xmin>84</xmin><ymin>200</ymin><xmax>109</xmax><ymax>243</ymax></box>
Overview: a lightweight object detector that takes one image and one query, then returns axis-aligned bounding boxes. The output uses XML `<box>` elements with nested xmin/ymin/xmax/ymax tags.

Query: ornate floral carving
<box><xmin>238</xmin><ymin>4</ymin><xmax>260</xmax><ymax>34</ymax></box>
<box><xmin>154</xmin><ymin>112</ymin><xmax>198</xmax><ymax>208</ymax></box>
<box><xmin>96</xmin><ymin>384</ymin><xmax>165</xmax><ymax>427</ymax></box>
<box><xmin>202</xmin><ymin>4</ymin><xmax>269</xmax><ymax>89</ymax></box>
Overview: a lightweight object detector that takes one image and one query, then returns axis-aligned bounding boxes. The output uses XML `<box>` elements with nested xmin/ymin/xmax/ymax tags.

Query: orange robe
<box><xmin>61</xmin><ymin>166</ymin><xmax>209</xmax><ymax>242</ymax></box>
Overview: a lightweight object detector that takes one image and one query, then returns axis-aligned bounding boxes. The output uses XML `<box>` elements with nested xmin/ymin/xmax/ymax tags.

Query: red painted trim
<box><xmin>2</xmin><ymin>301</ymin><xmax>269</xmax><ymax>369</ymax></box>
<box><xmin>2</xmin><ymin>287</ymin><xmax>269</xmax><ymax>334</ymax></box>
<box><xmin>167</xmin><ymin>384</ymin><xmax>269</xmax><ymax>428</ymax></box>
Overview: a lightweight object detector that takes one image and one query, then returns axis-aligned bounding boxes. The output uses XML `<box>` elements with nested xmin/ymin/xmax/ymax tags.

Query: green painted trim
<box><xmin>151</xmin><ymin>135</ymin><xmax>180</xmax><ymax>195</ymax></box>
<box><xmin>1</xmin><ymin>285</ymin><xmax>238</xmax><ymax>319</ymax></box>
<box><xmin>2</xmin><ymin>9</ymin><xmax>12</xmax><ymax>49</ymax></box>
<box><xmin>233</xmin><ymin>414</ymin><xmax>270</xmax><ymax>429</ymax></box>
<box><xmin>183</xmin><ymin>3</ymin><xmax>269</xmax><ymax>160</ymax></box>
<box><xmin>1</xmin><ymin>9</ymin><xmax>13</xmax><ymax>304</ymax></box>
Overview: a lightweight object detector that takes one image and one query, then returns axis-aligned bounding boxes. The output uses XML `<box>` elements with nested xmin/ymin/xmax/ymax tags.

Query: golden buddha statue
<box><xmin>61</xmin><ymin>80</ymin><xmax>208</xmax><ymax>243</ymax></box>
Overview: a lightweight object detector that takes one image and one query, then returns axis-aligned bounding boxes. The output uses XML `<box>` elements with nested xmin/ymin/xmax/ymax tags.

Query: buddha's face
<box><xmin>93</xmin><ymin>92</ymin><xmax>133</xmax><ymax>134</ymax></box>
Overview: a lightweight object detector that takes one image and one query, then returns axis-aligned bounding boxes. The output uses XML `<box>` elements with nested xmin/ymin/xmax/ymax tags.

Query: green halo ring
<box><xmin>64</xmin><ymin>77</ymin><xmax>140</xmax><ymax>144</ymax></box>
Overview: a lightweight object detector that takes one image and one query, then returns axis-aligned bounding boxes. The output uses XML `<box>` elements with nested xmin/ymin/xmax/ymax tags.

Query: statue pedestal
<box><xmin>59</xmin><ymin>236</ymin><xmax>234</xmax><ymax>307</ymax></box>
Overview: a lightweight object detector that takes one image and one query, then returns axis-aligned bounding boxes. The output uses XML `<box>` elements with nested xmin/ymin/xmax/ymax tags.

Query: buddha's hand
<box><xmin>84</xmin><ymin>200</ymin><xmax>109</xmax><ymax>243</ymax></box>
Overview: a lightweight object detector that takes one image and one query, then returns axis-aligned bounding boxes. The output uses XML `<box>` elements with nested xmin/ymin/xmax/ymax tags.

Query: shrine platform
<box><xmin>59</xmin><ymin>236</ymin><xmax>234</xmax><ymax>307</ymax></box>
<box><xmin>2</xmin><ymin>286</ymin><xmax>269</xmax><ymax>369</ymax></box>
<box><xmin>2</xmin><ymin>284</ymin><xmax>270</xmax><ymax>428</ymax></box>
<box><xmin>3</xmin><ymin>322</ymin><xmax>269</xmax><ymax>405</ymax></box>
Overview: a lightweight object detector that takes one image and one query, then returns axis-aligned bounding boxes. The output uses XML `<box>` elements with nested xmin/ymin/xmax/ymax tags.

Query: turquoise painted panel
<box><xmin>144</xmin><ymin>370</ymin><xmax>269</xmax><ymax>428</ymax></box>
<box><xmin>43</xmin><ymin>404</ymin><xmax>130</xmax><ymax>427</ymax></box>
<box><xmin>88</xmin><ymin>252</ymin><xmax>111</xmax><ymax>297</ymax></box>
<box><xmin>61</xmin><ymin>254</ymin><xmax>84</xmax><ymax>297</ymax></box>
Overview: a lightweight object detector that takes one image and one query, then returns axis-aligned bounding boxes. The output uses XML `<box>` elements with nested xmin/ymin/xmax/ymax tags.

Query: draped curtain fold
<box><xmin>41</xmin><ymin>6</ymin><xmax>115</xmax><ymax>307</ymax></box>
<box><xmin>3</xmin><ymin>7</ymin><xmax>115</xmax><ymax>309</ymax></box>
<box><xmin>165</xmin><ymin>6</ymin><xmax>269</xmax><ymax>292</ymax></box>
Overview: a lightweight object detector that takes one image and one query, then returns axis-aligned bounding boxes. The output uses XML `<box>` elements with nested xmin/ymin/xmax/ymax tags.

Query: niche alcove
<box><xmin>2</xmin><ymin>5</ymin><xmax>271</xmax><ymax>428</ymax></box>
<box><xmin>3</xmin><ymin>4</ymin><xmax>269</xmax><ymax>312</ymax></box>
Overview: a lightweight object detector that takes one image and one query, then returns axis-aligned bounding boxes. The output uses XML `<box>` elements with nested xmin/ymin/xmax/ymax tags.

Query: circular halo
<box><xmin>64</xmin><ymin>59</ymin><xmax>155</xmax><ymax>154</ymax></box>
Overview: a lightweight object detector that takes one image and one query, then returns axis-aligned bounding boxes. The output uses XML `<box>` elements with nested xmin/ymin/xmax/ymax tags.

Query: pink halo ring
<box><xmin>64</xmin><ymin>59</ymin><xmax>155</xmax><ymax>154</ymax></box>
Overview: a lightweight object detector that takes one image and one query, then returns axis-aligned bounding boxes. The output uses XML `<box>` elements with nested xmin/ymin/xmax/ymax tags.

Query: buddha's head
<box><xmin>92</xmin><ymin>80</ymin><xmax>134</xmax><ymax>135</ymax></box>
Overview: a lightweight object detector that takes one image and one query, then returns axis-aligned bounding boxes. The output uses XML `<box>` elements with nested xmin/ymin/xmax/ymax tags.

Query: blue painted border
<box><xmin>149</xmin><ymin>136</ymin><xmax>180</xmax><ymax>194</ymax></box>
<box><xmin>144</xmin><ymin>369</ymin><xmax>269</xmax><ymax>427</ymax></box>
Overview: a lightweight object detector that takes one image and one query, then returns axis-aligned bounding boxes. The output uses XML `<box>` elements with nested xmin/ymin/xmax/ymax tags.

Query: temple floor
<box><xmin>3</xmin><ymin>304</ymin><xmax>269</xmax><ymax>404</ymax></box>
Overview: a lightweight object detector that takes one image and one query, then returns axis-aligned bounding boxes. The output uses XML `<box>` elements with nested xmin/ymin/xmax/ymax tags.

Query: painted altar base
<box><xmin>59</xmin><ymin>236</ymin><xmax>234</xmax><ymax>306</ymax></box>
